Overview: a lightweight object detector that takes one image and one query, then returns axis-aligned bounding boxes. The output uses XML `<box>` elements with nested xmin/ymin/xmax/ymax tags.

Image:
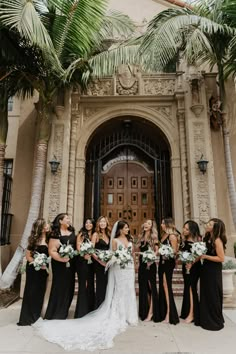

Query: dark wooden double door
<box><xmin>100</xmin><ymin>162</ymin><xmax>154</xmax><ymax>238</ymax></box>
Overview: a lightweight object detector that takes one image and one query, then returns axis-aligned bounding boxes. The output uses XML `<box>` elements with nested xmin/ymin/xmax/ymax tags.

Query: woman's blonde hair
<box><xmin>137</xmin><ymin>219</ymin><xmax>158</xmax><ymax>249</ymax></box>
<box><xmin>95</xmin><ymin>216</ymin><xmax>111</xmax><ymax>238</ymax></box>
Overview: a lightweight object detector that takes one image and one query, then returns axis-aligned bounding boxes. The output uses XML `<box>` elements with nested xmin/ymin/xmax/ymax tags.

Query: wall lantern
<box><xmin>49</xmin><ymin>155</ymin><xmax>60</xmax><ymax>174</ymax></box>
<box><xmin>197</xmin><ymin>154</ymin><xmax>208</xmax><ymax>174</ymax></box>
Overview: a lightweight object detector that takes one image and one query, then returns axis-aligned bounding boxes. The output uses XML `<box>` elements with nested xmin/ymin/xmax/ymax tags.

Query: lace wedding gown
<box><xmin>33</xmin><ymin>240</ymin><xmax>138</xmax><ymax>351</ymax></box>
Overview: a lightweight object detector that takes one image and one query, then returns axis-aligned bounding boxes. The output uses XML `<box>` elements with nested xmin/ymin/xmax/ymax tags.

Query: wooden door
<box><xmin>100</xmin><ymin>161</ymin><xmax>155</xmax><ymax>238</ymax></box>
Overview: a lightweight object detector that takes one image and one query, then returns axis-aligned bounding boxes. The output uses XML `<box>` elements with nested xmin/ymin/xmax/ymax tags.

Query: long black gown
<box><xmin>179</xmin><ymin>241</ymin><xmax>200</xmax><ymax>326</ymax></box>
<box><xmin>17</xmin><ymin>245</ymin><xmax>49</xmax><ymax>326</ymax></box>
<box><xmin>44</xmin><ymin>232</ymin><xmax>76</xmax><ymax>319</ymax></box>
<box><xmin>74</xmin><ymin>238</ymin><xmax>95</xmax><ymax>318</ymax></box>
<box><xmin>158</xmin><ymin>236</ymin><xmax>179</xmax><ymax>324</ymax></box>
<box><xmin>138</xmin><ymin>241</ymin><xmax>160</xmax><ymax>322</ymax></box>
<box><xmin>200</xmin><ymin>236</ymin><xmax>224</xmax><ymax>331</ymax></box>
<box><xmin>94</xmin><ymin>238</ymin><xmax>110</xmax><ymax>309</ymax></box>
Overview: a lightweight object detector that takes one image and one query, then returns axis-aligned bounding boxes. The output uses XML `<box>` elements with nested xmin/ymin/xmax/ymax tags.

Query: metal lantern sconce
<box><xmin>49</xmin><ymin>155</ymin><xmax>60</xmax><ymax>174</ymax></box>
<box><xmin>197</xmin><ymin>154</ymin><xmax>208</xmax><ymax>174</ymax></box>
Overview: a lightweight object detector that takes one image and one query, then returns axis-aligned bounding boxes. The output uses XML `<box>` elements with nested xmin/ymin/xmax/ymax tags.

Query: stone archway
<box><xmin>72</xmin><ymin>104</ymin><xmax>183</xmax><ymax>230</ymax></box>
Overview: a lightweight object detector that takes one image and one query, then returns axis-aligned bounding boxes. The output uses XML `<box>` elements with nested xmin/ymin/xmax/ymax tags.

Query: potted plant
<box><xmin>222</xmin><ymin>260</ymin><xmax>236</xmax><ymax>298</ymax></box>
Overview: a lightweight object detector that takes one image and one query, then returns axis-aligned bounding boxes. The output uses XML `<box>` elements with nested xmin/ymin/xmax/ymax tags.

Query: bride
<box><xmin>33</xmin><ymin>220</ymin><xmax>138</xmax><ymax>351</ymax></box>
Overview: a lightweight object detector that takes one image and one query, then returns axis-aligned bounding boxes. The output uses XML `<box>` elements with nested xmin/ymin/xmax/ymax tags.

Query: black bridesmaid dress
<box><xmin>74</xmin><ymin>238</ymin><xmax>95</xmax><ymax>318</ymax></box>
<box><xmin>158</xmin><ymin>236</ymin><xmax>179</xmax><ymax>324</ymax></box>
<box><xmin>138</xmin><ymin>241</ymin><xmax>160</xmax><ymax>322</ymax></box>
<box><xmin>17</xmin><ymin>245</ymin><xmax>49</xmax><ymax>325</ymax></box>
<box><xmin>200</xmin><ymin>236</ymin><xmax>224</xmax><ymax>330</ymax></box>
<box><xmin>94</xmin><ymin>238</ymin><xmax>110</xmax><ymax>309</ymax></box>
<box><xmin>44</xmin><ymin>232</ymin><xmax>76</xmax><ymax>319</ymax></box>
<box><xmin>180</xmin><ymin>241</ymin><xmax>200</xmax><ymax>325</ymax></box>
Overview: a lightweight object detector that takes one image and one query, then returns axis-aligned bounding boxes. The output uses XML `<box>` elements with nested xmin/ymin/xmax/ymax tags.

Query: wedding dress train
<box><xmin>33</xmin><ymin>241</ymin><xmax>138</xmax><ymax>351</ymax></box>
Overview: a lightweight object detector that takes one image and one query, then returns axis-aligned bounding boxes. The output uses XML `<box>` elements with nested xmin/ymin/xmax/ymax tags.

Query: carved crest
<box><xmin>117</xmin><ymin>64</ymin><xmax>137</xmax><ymax>89</ymax></box>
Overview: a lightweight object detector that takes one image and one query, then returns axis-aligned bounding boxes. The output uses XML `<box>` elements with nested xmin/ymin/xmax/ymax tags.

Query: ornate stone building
<box><xmin>2</xmin><ymin>0</ymin><xmax>236</xmax><ymax>269</ymax></box>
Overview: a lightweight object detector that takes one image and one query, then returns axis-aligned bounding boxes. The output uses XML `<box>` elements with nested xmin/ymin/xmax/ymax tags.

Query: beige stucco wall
<box><xmin>8</xmin><ymin>95</ymin><xmax>38</xmax><ymax>257</ymax></box>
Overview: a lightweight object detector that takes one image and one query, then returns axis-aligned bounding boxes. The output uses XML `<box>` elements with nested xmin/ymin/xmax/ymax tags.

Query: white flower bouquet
<box><xmin>30</xmin><ymin>252</ymin><xmax>50</xmax><ymax>273</ymax></box>
<box><xmin>178</xmin><ymin>251</ymin><xmax>195</xmax><ymax>274</ymax></box>
<box><xmin>78</xmin><ymin>240</ymin><xmax>95</xmax><ymax>264</ymax></box>
<box><xmin>158</xmin><ymin>243</ymin><xmax>175</xmax><ymax>264</ymax></box>
<box><xmin>105</xmin><ymin>245</ymin><xmax>133</xmax><ymax>270</ymax></box>
<box><xmin>191</xmin><ymin>241</ymin><xmax>207</xmax><ymax>264</ymax></box>
<box><xmin>140</xmin><ymin>248</ymin><xmax>158</xmax><ymax>269</ymax></box>
<box><xmin>96</xmin><ymin>250</ymin><xmax>113</xmax><ymax>263</ymax></box>
<box><xmin>59</xmin><ymin>241</ymin><xmax>78</xmax><ymax>267</ymax></box>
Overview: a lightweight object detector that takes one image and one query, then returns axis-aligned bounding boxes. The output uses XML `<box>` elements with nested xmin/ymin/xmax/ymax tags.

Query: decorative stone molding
<box><xmin>54</xmin><ymin>105</ymin><xmax>65</xmax><ymax>119</ymax></box>
<box><xmin>86</xmin><ymin>79</ymin><xmax>113</xmax><ymax>96</ymax></box>
<box><xmin>193</xmin><ymin>122</ymin><xmax>210</xmax><ymax>225</ymax></box>
<box><xmin>83</xmin><ymin>107</ymin><xmax>105</xmax><ymax>123</ymax></box>
<box><xmin>178</xmin><ymin>112</ymin><xmax>191</xmax><ymax>219</ymax></box>
<box><xmin>143</xmin><ymin>78</ymin><xmax>175</xmax><ymax>95</ymax></box>
<box><xmin>150</xmin><ymin>105</ymin><xmax>173</xmax><ymax>124</ymax></box>
<box><xmin>48</xmin><ymin>124</ymin><xmax>64</xmax><ymax>221</ymax></box>
<box><xmin>190</xmin><ymin>104</ymin><xmax>204</xmax><ymax>117</ymax></box>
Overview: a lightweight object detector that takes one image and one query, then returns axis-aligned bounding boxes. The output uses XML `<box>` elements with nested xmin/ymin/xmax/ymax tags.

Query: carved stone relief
<box><xmin>143</xmin><ymin>78</ymin><xmax>175</xmax><ymax>95</ymax></box>
<box><xmin>49</xmin><ymin>124</ymin><xmax>64</xmax><ymax>221</ymax></box>
<box><xmin>82</xmin><ymin>107</ymin><xmax>105</xmax><ymax>123</ymax></box>
<box><xmin>193</xmin><ymin>122</ymin><xmax>210</xmax><ymax>225</ymax></box>
<box><xmin>116</xmin><ymin>64</ymin><xmax>138</xmax><ymax>95</ymax></box>
<box><xmin>86</xmin><ymin>79</ymin><xmax>113</xmax><ymax>96</ymax></box>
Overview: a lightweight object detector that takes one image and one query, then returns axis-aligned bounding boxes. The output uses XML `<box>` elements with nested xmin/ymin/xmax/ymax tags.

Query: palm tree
<box><xmin>139</xmin><ymin>0</ymin><xmax>236</xmax><ymax>228</ymax></box>
<box><xmin>0</xmin><ymin>0</ymin><xmax>140</xmax><ymax>288</ymax></box>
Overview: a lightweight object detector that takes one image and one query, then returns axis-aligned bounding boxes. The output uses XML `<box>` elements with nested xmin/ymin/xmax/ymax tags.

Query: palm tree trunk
<box><xmin>0</xmin><ymin>99</ymin><xmax>51</xmax><ymax>289</ymax></box>
<box><xmin>0</xmin><ymin>100</ymin><xmax>8</xmax><ymax>277</ymax></box>
<box><xmin>218</xmin><ymin>66</ymin><xmax>236</xmax><ymax>228</ymax></box>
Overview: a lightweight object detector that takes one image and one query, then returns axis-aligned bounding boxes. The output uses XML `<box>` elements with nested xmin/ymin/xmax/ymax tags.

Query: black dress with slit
<box><xmin>44</xmin><ymin>232</ymin><xmax>76</xmax><ymax>319</ymax></box>
<box><xmin>158</xmin><ymin>235</ymin><xmax>179</xmax><ymax>324</ymax></box>
<box><xmin>17</xmin><ymin>245</ymin><xmax>49</xmax><ymax>326</ymax></box>
<box><xmin>200</xmin><ymin>236</ymin><xmax>224</xmax><ymax>331</ymax></box>
<box><xmin>74</xmin><ymin>237</ymin><xmax>95</xmax><ymax>318</ymax></box>
<box><xmin>94</xmin><ymin>238</ymin><xmax>110</xmax><ymax>309</ymax></box>
<box><xmin>138</xmin><ymin>241</ymin><xmax>160</xmax><ymax>322</ymax></box>
<box><xmin>180</xmin><ymin>241</ymin><xmax>200</xmax><ymax>325</ymax></box>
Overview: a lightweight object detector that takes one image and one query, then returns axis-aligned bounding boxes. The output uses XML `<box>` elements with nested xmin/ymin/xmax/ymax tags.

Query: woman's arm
<box><xmin>48</xmin><ymin>238</ymin><xmax>69</xmax><ymax>263</ymax></box>
<box><xmin>76</xmin><ymin>232</ymin><xmax>83</xmax><ymax>251</ymax></box>
<box><xmin>112</xmin><ymin>238</ymin><xmax>117</xmax><ymax>251</ymax></box>
<box><xmin>26</xmin><ymin>249</ymin><xmax>34</xmax><ymax>263</ymax></box>
<box><xmin>169</xmin><ymin>234</ymin><xmax>178</xmax><ymax>254</ymax></box>
<box><xmin>201</xmin><ymin>238</ymin><xmax>224</xmax><ymax>263</ymax></box>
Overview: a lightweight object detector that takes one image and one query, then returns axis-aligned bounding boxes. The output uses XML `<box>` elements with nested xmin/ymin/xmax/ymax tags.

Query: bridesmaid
<box><xmin>17</xmin><ymin>218</ymin><xmax>49</xmax><ymax>326</ymax></box>
<box><xmin>44</xmin><ymin>213</ymin><xmax>76</xmax><ymax>319</ymax></box>
<box><xmin>74</xmin><ymin>218</ymin><xmax>96</xmax><ymax>318</ymax></box>
<box><xmin>92</xmin><ymin>216</ymin><xmax>111</xmax><ymax>308</ymax></box>
<box><xmin>179</xmin><ymin>220</ymin><xmax>201</xmax><ymax>325</ymax></box>
<box><xmin>199</xmin><ymin>218</ymin><xmax>227</xmax><ymax>331</ymax></box>
<box><xmin>158</xmin><ymin>217</ymin><xmax>179</xmax><ymax>324</ymax></box>
<box><xmin>137</xmin><ymin>219</ymin><xmax>160</xmax><ymax>322</ymax></box>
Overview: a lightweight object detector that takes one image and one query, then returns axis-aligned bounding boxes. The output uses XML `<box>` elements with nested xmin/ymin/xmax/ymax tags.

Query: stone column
<box><xmin>171</xmin><ymin>157</ymin><xmax>184</xmax><ymax>228</ymax></box>
<box><xmin>74</xmin><ymin>158</ymin><xmax>86</xmax><ymax>231</ymax></box>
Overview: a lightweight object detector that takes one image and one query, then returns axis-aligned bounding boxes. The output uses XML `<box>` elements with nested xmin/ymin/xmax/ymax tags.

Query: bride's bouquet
<box><xmin>191</xmin><ymin>241</ymin><xmax>207</xmax><ymax>264</ymax></box>
<box><xmin>59</xmin><ymin>241</ymin><xmax>78</xmax><ymax>267</ymax></box>
<box><xmin>178</xmin><ymin>251</ymin><xmax>195</xmax><ymax>274</ymax></box>
<box><xmin>140</xmin><ymin>248</ymin><xmax>158</xmax><ymax>269</ymax></box>
<box><xmin>78</xmin><ymin>240</ymin><xmax>95</xmax><ymax>264</ymax></box>
<box><xmin>30</xmin><ymin>252</ymin><xmax>50</xmax><ymax>273</ymax></box>
<box><xmin>96</xmin><ymin>249</ymin><xmax>113</xmax><ymax>263</ymax></box>
<box><xmin>158</xmin><ymin>243</ymin><xmax>175</xmax><ymax>264</ymax></box>
<box><xmin>105</xmin><ymin>245</ymin><xmax>133</xmax><ymax>270</ymax></box>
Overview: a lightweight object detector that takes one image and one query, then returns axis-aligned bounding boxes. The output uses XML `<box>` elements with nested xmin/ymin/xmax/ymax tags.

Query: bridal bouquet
<box><xmin>191</xmin><ymin>241</ymin><xmax>207</xmax><ymax>264</ymax></box>
<box><xmin>59</xmin><ymin>241</ymin><xmax>78</xmax><ymax>267</ymax></box>
<box><xmin>105</xmin><ymin>245</ymin><xmax>133</xmax><ymax>270</ymax></box>
<box><xmin>30</xmin><ymin>252</ymin><xmax>50</xmax><ymax>273</ymax></box>
<box><xmin>158</xmin><ymin>243</ymin><xmax>175</xmax><ymax>264</ymax></box>
<box><xmin>178</xmin><ymin>251</ymin><xmax>195</xmax><ymax>274</ymax></box>
<box><xmin>96</xmin><ymin>249</ymin><xmax>113</xmax><ymax>263</ymax></box>
<box><xmin>78</xmin><ymin>240</ymin><xmax>95</xmax><ymax>264</ymax></box>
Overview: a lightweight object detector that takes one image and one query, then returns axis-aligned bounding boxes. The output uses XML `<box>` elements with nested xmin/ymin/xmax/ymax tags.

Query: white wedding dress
<box><xmin>33</xmin><ymin>239</ymin><xmax>138</xmax><ymax>351</ymax></box>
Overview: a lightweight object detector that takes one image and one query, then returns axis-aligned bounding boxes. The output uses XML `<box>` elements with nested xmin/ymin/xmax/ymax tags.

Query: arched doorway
<box><xmin>84</xmin><ymin>117</ymin><xmax>172</xmax><ymax>236</ymax></box>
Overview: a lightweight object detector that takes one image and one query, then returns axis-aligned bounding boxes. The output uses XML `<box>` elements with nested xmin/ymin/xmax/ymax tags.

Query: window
<box><xmin>118</xmin><ymin>211</ymin><xmax>122</xmax><ymax>218</ymax></box>
<box><xmin>143</xmin><ymin>212</ymin><xmax>147</xmax><ymax>218</ymax></box>
<box><xmin>107</xmin><ymin>178</ymin><xmax>114</xmax><ymax>188</ymax></box>
<box><xmin>142</xmin><ymin>193</ymin><xmax>147</xmax><ymax>204</ymax></box>
<box><xmin>107</xmin><ymin>194</ymin><xmax>113</xmax><ymax>204</ymax></box>
<box><xmin>4</xmin><ymin>159</ymin><xmax>13</xmax><ymax>177</ymax></box>
<box><xmin>108</xmin><ymin>211</ymin><xmax>112</xmax><ymax>218</ymax></box>
<box><xmin>117</xmin><ymin>178</ymin><xmax>124</xmax><ymax>188</ymax></box>
<box><xmin>117</xmin><ymin>194</ymin><xmax>123</xmax><ymax>205</ymax></box>
<box><xmin>131</xmin><ymin>193</ymin><xmax>137</xmax><ymax>205</ymax></box>
<box><xmin>141</xmin><ymin>177</ymin><xmax>147</xmax><ymax>188</ymax></box>
<box><xmin>131</xmin><ymin>177</ymin><xmax>138</xmax><ymax>188</ymax></box>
